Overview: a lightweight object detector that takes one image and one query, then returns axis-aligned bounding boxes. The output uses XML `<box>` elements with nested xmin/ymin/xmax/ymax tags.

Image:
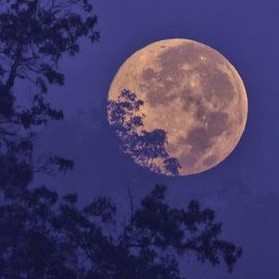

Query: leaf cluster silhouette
<box><xmin>108</xmin><ymin>89</ymin><xmax>182</xmax><ymax>176</ymax></box>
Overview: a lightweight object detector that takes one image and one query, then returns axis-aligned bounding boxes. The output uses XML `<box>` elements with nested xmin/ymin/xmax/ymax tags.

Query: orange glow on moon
<box><xmin>108</xmin><ymin>38</ymin><xmax>248</xmax><ymax>176</ymax></box>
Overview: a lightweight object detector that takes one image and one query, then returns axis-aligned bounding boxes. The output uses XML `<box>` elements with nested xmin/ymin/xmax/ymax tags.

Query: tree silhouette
<box><xmin>0</xmin><ymin>0</ymin><xmax>98</xmax><ymax>197</ymax></box>
<box><xmin>0</xmin><ymin>0</ymin><xmax>99</xmax><ymax>93</ymax></box>
<box><xmin>108</xmin><ymin>89</ymin><xmax>181</xmax><ymax>176</ymax></box>
<box><xmin>0</xmin><ymin>185</ymin><xmax>242</xmax><ymax>279</ymax></box>
<box><xmin>0</xmin><ymin>1</ymin><xmax>243</xmax><ymax>278</ymax></box>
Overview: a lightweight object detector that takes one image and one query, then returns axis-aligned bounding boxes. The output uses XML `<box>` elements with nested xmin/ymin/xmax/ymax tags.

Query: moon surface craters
<box><xmin>108</xmin><ymin>39</ymin><xmax>248</xmax><ymax>175</ymax></box>
<box><xmin>139</xmin><ymin>43</ymin><xmax>235</xmax><ymax>173</ymax></box>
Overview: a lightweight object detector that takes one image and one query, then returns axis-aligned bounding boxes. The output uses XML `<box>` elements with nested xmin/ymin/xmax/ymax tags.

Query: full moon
<box><xmin>107</xmin><ymin>38</ymin><xmax>248</xmax><ymax>176</ymax></box>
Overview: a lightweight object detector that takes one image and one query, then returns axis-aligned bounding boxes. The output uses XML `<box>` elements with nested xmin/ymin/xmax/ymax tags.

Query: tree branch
<box><xmin>5</xmin><ymin>49</ymin><xmax>22</xmax><ymax>91</ymax></box>
<box><xmin>127</xmin><ymin>185</ymin><xmax>134</xmax><ymax>224</ymax></box>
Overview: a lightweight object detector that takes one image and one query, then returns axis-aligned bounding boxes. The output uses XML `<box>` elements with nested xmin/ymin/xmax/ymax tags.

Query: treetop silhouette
<box><xmin>108</xmin><ymin>89</ymin><xmax>182</xmax><ymax>176</ymax></box>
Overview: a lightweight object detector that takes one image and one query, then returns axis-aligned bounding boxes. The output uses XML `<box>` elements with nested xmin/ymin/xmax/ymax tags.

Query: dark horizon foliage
<box><xmin>0</xmin><ymin>184</ymin><xmax>242</xmax><ymax>278</ymax></box>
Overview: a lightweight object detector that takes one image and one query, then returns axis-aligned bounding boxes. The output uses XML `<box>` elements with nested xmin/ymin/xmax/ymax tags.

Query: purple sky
<box><xmin>34</xmin><ymin>0</ymin><xmax>279</xmax><ymax>278</ymax></box>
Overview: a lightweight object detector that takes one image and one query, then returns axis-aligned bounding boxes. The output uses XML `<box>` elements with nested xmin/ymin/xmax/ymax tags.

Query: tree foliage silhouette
<box><xmin>0</xmin><ymin>185</ymin><xmax>242</xmax><ymax>279</ymax></box>
<box><xmin>0</xmin><ymin>1</ymin><xmax>242</xmax><ymax>278</ymax></box>
<box><xmin>0</xmin><ymin>0</ymin><xmax>99</xmax><ymax>93</ymax></box>
<box><xmin>0</xmin><ymin>0</ymin><xmax>98</xmax><ymax>197</ymax></box>
<box><xmin>108</xmin><ymin>89</ymin><xmax>181</xmax><ymax>176</ymax></box>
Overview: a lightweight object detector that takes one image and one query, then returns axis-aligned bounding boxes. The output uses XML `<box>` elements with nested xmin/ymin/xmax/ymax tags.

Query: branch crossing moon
<box><xmin>107</xmin><ymin>38</ymin><xmax>248</xmax><ymax>176</ymax></box>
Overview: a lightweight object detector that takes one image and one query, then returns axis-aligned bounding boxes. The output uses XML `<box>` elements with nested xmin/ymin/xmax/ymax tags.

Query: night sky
<box><xmin>32</xmin><ymin>0</ymin><xmax>279</xmax><ymax>278</ymax></box>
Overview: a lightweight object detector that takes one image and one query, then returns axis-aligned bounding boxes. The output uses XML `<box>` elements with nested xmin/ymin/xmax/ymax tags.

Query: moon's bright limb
<box><xmin>108</xmin><ymin>38</ymin><xmax>248</xmax><ymax>176</ymax></box>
